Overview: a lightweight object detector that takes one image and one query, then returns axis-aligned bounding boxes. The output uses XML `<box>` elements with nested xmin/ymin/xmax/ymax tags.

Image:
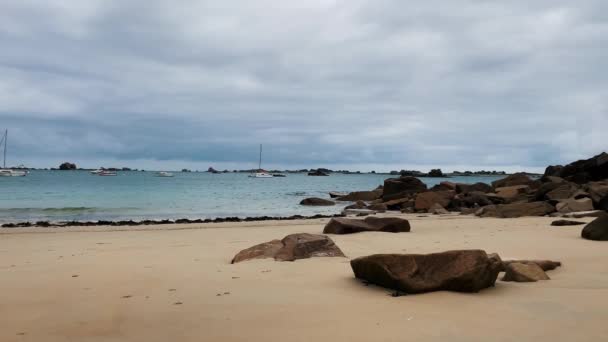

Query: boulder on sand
<box><xmin>323</xmin><ymin>217</ymin><xmax>411</xmax><ymax>234</ymax></box>
<box><xmin>429</xmin><ymin>203</ymin><xmax>449</xmax><ymax>215</ymax></box>
<box><xmin>350</xmin><ymin>250</ymin><xmax>503</xmax><ymax>294</ymax></box>
<box><xmin>495</xmin><ymin>185</ymin><xmax>531</xmax><ymax>202</ymax></box>
<box><xmin>477</xmin><ymin>201</ymin><xmax>555</xmax><ymax>218</ymax></box>
<box><xmin>383</xmin><ymin>176</ymin><xmax>427</xmax><ymax>201</ymax></box>
<box><xmin>544</xmin><ymin>152</ymin><xmax>608</xmax><ymax>184</ymax></box>
<box><xmin>502</xmin><ymin>259</ymin><xmax>561</xmax><ymax>271</ymax></box>
<box><xmin>585</xmin><ymin>181</ymin><xmax>608</xmax><ymax>210</ymax></box>
<box><xmin>502</xmin><ymin>262</ymin><xmax>550</xmax><ymax>282</ymax></box>
<box><xmin>231</xmin><ymin>233</ymin><xmax>345</xmax><ymax>263</ymax></box>
<box><xmin>299</xmin><ymin>197</ymin><xmax>335</xmax><ymax>206</ymax></box>
<box><xmin>581</xmin><ymin>213</ymin><xmax>608</xmax><ymax>241</ymax></box>
<box><xmin>455</xmin><ymin>182</ymin><xmax>493</xmax><ymax>194</ymax></box>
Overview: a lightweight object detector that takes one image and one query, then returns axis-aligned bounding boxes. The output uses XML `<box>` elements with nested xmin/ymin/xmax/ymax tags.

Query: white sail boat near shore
<box><xmin>249</xmin><ymin>144</ymin><xmax>273</xmax><ymax>178</ymax></box>
<box><xmin>0</xmin><ymin>129</ymin><xmax>27</xmax><ymax>177</ymax></box>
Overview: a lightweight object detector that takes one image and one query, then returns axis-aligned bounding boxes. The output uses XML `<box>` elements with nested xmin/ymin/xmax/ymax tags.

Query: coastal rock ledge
<box><xmin>323</xmin><ymin>217</ymin><xmax>411</xmax><ymax>234</ymax></box>
<box><xmin>231</xmin><ymin>233</ymin><xmax>345</xmax><ymax>263</ymax></box>
<box><xmin>350</xmin><ymin>250</ymin><xmax>502</xmax><ymax>294</ymax></box>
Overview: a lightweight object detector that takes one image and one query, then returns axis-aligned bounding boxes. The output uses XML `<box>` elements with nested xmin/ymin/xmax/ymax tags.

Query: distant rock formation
<box><xmin>58</xmin><ymin>162</ymin><xmax>77</xmax><ymax>170</ymax></box>
<box><xmin>308</xmin><ymin>169</ymin><xmax>329</xmax><ymax>176</ymax></box>
<box><xmin>544</xmin><ymin>152</ymin><xmax>608</xmax><ymax>184</ymax></box>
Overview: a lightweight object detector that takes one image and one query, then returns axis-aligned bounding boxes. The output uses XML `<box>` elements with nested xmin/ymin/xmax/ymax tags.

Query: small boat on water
<box><xmin>98</xmin><ymin>170</ymin><xmax>117</xmax><ymax>176</ymax></box>
<box><xmin>90</xmin><ymin>169</ymin><xmax>103</xmax><ymax>174</ymax></box>
<box><xmin>156</xmin><ymin>171</ymin><xmax>174</xmax><ymax>177</ymax></box>
<box><xmin>0</xmin><ymin>129</ymin><xmax>27</xmax><ymax>177</ymax></box>
<box><xmin>249</xmin><ymin>144</ymin><xmax>280</xmax><ymax>178</ymax></box>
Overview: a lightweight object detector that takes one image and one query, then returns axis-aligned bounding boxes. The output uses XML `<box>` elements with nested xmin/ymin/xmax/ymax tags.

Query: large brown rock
<box><xmin>495</xmin><ymin>185</ymin><xmax>531</xmax><ymax>202</ymax></box>
<box><xmin>556</xmin><ymin>198</ymin><xmax>594</xmax><ymax>213</ymax></box>
<box><xmin>337</xmin><ymin>190</ymin><xmax>383</xmax><ymax>202</ymax></box>
<box><xmin>455</xmin><ymin>182</ymin><xmax>493</xmax><ymax>194</ymax></box>
<box><xmin>414</xmin><ymin>191</ymin><xmax>455</xmax><ymax>211</ymax></box>
<box><xmin>350</xmin><ymin>250</ymin><xmax>502</xmax><ymax>294</ymax></box>
<box><xmin>581</xmin><ymin>213</ymin><xmax>608</xmax><ymax>241</ymax></box>
<box><xmin>477</xmin><ymin>201</ymin><xmax>555</xmax><ymax>218</ymax></box>
<box><xmin>545</xmin><ymin>183</ymin><xmax>579</xmax><ymax>202</ymax></box>
<box><xmin>544</xmin><ymin>152</ymin><xmax>608</xmax><ymax>184</ymax></box>
<box><xmin>231</xmin><ymin>233</ymin><xmax>345</xmax><ymax>263</ymax></box>
<box><xmin>492</xmin><ymin>173</ymin><xmax>538</xmax><ymax>189</ymax></box>
<box><xmin>502</xmin><ymin>263</ymin><xmax>550</xmax><ymax>282</ymax></box>
<box><xmin>585</xmin><ymin>181</ymin><xmax>608</xmax><ymax>210</ymax></box>
<box><xmin>383</xmin><ymin>176</ymin><xmax>427</xmax><ymax>201</ymax></box>
<box><xmin>300</xmin><ymin>197</ymin><xmax>335</xmax><ymax>206</ymax></box>
<box><xmin>323</xmin><ymin>217</ymin><xmax>411</xmax><ymax>234</ymax></box>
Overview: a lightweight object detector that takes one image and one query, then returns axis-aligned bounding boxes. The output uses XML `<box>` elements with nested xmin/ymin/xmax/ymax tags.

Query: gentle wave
<box><xmin>0</xmin><ymin>207</ymin><xmax>140</xmax><ymax>214</ymax></box>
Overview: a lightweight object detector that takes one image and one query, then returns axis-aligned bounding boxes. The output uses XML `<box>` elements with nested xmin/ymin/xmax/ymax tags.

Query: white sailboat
<box><xmin>156</xmin><ymin>171</ymin><xmax>174</xmax><ymax>177</ymax></box>
<box><xmin>0</xmin><ymin>129</ymin><xmax>27</xmax><ymax>177</ymax></box>
<box><xmin>249</xmin><ymin>144</ymin><xmax>273</xmax><ymax>178</ymax></box>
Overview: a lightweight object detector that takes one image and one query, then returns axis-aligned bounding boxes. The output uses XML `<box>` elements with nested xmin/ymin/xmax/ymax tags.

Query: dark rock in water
<box><xmin>492</xmin><ymin>173</ymin><xmax>539</xmax><ymax>189</ymax></box>
<box><xmin>455</xmin><ymin>182</ymin><xmax>493</xmax><ymax>194</ymax></box>
<box><xmin>414</xmin><ymin>191</ymin><xmax>455</xmax><ymax>211</ymax></box>
<box><xmin>58</xmin><ymin>162</ymin><xmax>77</xmax><ymax>170</ymax></box>
<box><xmin>502</xmin><ymin>263</ymin><xmax>550</xmax><ymax>282</ymax></box>
<box><xmin>336</xmin><ymin>190</ymin><xmax>383</xmax><ymax>202</ymax></box>
<box><xmin>329</xmin><ymin>191</ymin><xmax>347</xmax><ymax>198</ymax></box>
<box><xmin>231</xmin><ymin>233</ymin><xmax>345</xmax><ymax>263</ymax></box>
<box><xmin>581</xmin><ymin>213</ymin><xmax>608</xmax><ymax>241</ymax></box>
<box><xmin>383</xmin><ymin>176</ymin><xmax>427</xmax><ymax>201</ymax></box>
<box><xmin>308</xmin><ymin>170</ymin><xmax>329</xmax><ymax>176</ymax></box>
<box><xmin>544</xmin><ymin>152</ymin><xmax>608</xmax><ymax>184</ymax></box>
<box><xmin>323</xmin><ymin>217</ymin><xmax>411</xmax><ymax>234</ymax></box>
<box><xmin>502</xmin><ymin>259</ymin><xmax>561</xmax><ymax>271</ymax></box>
<box><xmin>350</xmin><ymin>250</ymin><xmax>502</xmax><ymax>294</ymax></box>
<box><xmin>299</xmin><ymin>197</ymin><xmax>335</xmax><ymax>206</ymax></box>
<box><xmin>345</xmin><ymin>200</ymin><xmax>367</xmax><ymax>210</ymax></box>
<box><xmin>551</xmin><ymin>219</ymin><xmax>586</xmax><ymax>226</ymax></box>
<box><xmin>428</xmin><ymin>169</ymin><xmax>444</xmax><ymax>177</ymax></box>
<box><xmin>477</xmin><ymin>201</ymin><xmax>555</xmax><ymax>218</ymax></box>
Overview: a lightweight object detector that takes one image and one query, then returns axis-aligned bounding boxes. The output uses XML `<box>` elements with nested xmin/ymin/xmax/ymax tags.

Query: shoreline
<box><xmin>0</xmin><ymin>213</ymin><xmax>346</xmax><ymax>229</ymax></box>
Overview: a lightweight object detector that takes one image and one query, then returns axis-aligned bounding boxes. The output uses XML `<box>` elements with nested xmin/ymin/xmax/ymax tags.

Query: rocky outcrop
<box><xmin>429</xmin><ymin>203</ymin><xmax>449</xmax><ymax>215</ymax></box>
<box><xmin>323</xmin><ymin>217</ymin><xmax>411</xmax><ymax>234</ymax></box>
<box><xmin>299</xmin><ymin>197</ymin><xmax>335</xmax><ymax>206</ymax></box>
<box><xmin>308</xmin><ymin>170</ymin><xmax>329</xmax><ymax>176</ymax></box>
<box><xmin>581</xmin><ymin>213</ymin><xmax>608</xmax><ymax>241</ymax></box>
<box><xmin>336</xmin><ymin>190</ymin><xmax>383</xmax><ymax>202</ymax></box>
<box><xmin>59</xmin><ymin>162</ymin><xmax>77</xmax><ymax>170</ymax></box>
<box><xmin>231</xmin><ymin>233</ymin><xmax>345</xmax><ymax>263</ymax></box>
<box><xmin>345</xmin><ymin>200</ymin><xmax>367</xmax><ymax>210</ymax></box>
<box><xmin>367</xmin><ymin>203</ymin><xmax>388</xmax><ymax>212</ymax></box>
<box><xmin>414</xmin><ymin>191</ymin><xmax>455</xmax><ymax>211</ymax></box>
<box><xmin>477</xmin><ymin>201</ymin><xmax>555</xmax><ymax>218</ymax></box>
<box><xmin>383</xmin><ymin>176</ymin><xmax>427</xmax><ymax>201</ymax></box>
<box><xmin>544</xmin><ymin>152</ymin><xmax>608</xmax><ymax>184</ymax></box>
<box><xmin>551</xmin><ymin>219</ymin><xmax>586</xmax><ymax>226</ymax></box>
<box><xmin>350</xmin><ymin>250</ymin><xmax>503</xmax><ymax>294</ymax></box>
<box><xmin>502</xmin><ymin>263</ymin><xmax>550</xmax><ymax>282</ymax></box>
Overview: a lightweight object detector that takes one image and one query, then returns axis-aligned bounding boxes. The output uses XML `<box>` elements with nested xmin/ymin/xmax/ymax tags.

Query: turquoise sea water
<box><xmin>0</xmin><ymin>171</ymin><xmax>505</xmax><ymax>223</ymax></box>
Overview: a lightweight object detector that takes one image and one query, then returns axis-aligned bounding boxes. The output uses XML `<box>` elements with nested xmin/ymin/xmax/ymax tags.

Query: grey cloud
<box><xmin>0</xmin><ymin>0</ymin><xmax>607</xmax><ymax>171</ymax></box>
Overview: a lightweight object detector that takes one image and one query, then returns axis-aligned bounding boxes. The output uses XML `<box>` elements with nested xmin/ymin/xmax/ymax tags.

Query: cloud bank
<box><xmin>1</xmin><ymin>0</ymin><xmax>607</xmax><ymax>172</ymax></box>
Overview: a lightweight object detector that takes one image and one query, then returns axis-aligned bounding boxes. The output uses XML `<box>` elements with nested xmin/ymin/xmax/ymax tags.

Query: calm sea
<box><xmin>0</xmin><ymin>171</ymin><xmax>505</xmax><ymax>223</ymax></box>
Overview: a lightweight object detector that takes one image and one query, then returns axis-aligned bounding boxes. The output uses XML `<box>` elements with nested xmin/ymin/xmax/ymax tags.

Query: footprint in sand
<box><xmin>232</xmin><ymin>276</ymin><xmax>240</xmax><ymax>279</ymax></box>
<box><xmin>72</xmin><ymin>275</ymin><xmax>79</xmax><ymax>278</ymax></box>
<box><xmin>168</xmin><ymin>289</ymin><xmax>176</xmax><ymax>292</ymax></box>
<box><xmin>122</xmin><ymin>295</ymin><xmax>132</xmax><ymax>299</ymax></box>
<box><xmin>174</xmin><ymin>302</ymin><xmax>183</xmax><ymax>305</ymax></box>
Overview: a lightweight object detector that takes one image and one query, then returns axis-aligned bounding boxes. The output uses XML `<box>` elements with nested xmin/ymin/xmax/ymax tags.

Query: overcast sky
<box><xmin>1</xmin><ymin>0</ymin><xmax>606</xmax><ymax>172</ymax></box>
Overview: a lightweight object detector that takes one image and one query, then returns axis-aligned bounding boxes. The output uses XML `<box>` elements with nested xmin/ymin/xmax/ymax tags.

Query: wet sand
<box><xmin>1</xmin><ymin>214</ymin><xmax>607</xmax><ymax>342</ymax></box>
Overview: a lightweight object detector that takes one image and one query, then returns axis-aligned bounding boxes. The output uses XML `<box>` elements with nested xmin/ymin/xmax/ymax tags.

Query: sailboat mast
<box><xmin>258</xmin><ymin>144</ymin><xmax>262</xmax><ymax>170</ymax></box>
<box><xmin>3</xmin><ymin>129</ymin><xmax>6</xmax><ymax>168</ymax></box>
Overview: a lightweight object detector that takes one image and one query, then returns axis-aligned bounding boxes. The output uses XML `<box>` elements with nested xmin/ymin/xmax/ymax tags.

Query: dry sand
<box><xmin>1</xmin><ymin>214</ymin><xmax>607</xmax><ymax>342</ymax></box>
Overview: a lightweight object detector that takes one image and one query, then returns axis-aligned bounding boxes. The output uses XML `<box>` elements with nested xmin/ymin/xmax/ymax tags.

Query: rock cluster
<box><xmin>323</xmin><ymin>217</ymin><xmax>411</xmax><ymax>234</ymax></box>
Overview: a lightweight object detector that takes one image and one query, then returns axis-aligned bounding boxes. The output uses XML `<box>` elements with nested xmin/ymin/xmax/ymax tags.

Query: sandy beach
<box><xmin>1</xmin><ymin>214</ymin><xmax>607</xmax><ymax>342</ymax></box>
